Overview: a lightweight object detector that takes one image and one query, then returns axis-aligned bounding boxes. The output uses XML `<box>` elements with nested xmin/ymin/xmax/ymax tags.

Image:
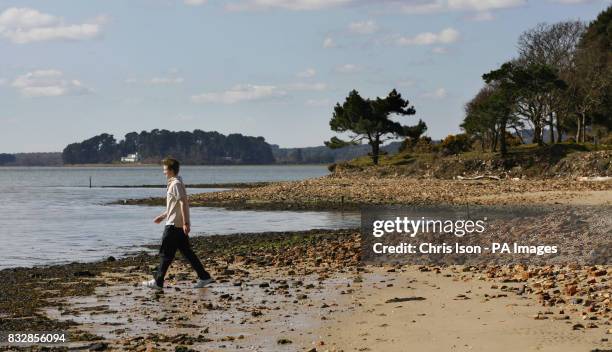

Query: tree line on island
<box><xmin>56</xmin><ymin>129</ymin><xmax>404</xmax><ymax>166</ymax></box>
<box><xmin>61</xmin><ymin>130</ymin><xmax>275</xmax><ymax>165</ymax></box>
<box><xmin>0</xmin><ymin>152</ymin><xmax>63</xmax><ymax>166</ymax></box>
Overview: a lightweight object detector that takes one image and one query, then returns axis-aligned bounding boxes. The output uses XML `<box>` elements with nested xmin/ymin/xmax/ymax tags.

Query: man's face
<box><xmin>163</xmin><ymin>165</ymin><xmax>174</xmax><ymax>178</ymax></box>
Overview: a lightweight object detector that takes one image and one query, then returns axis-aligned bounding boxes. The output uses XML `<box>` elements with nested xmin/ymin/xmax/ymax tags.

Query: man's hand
<box><xmin>183</xmin><ymin>223</ymin><xmax>191</xmax><ymax>236</ymax></box>
<box><xmin>153</xmin><ymin>215</ymin><xmax>164</xmax><ymax>224</ymax></box>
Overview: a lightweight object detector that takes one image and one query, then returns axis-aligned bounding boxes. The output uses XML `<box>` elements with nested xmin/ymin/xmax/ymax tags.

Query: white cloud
<box><xmin>0</xmin><ymin>7</ymin><xmax>56</xmax><ymax>28</ymax></box>
<box><xmin>548</xmin><ymin>0</ymin><xmax>594</xmax><ymax>3</ymax></box>
<box><xmin>184</xmin><ymin>0</ymin><xmax>208</xmax><ymax>5</ymax></box>
<box><xmin>0</xmin><ymin>7</ymin><xmax>105</xmax><ymax>44</ymax></box>
<box><xmin>296</xmin><ymin>68</ymin><xmax>316</xmax><ymax>78</ymax></box>
<box><xmin>4</xmin><ymin>23</ymin><xmax>101</xmax><ymax>44</ymax></box>
<box><xmin>348</xmin><ymin>20</ymin><xmax>378</xmax><ymax>34</ymax></box>
<box><xmin>397</xmin><ymin>1</ymin><xmax>446</xmax><ymax>14</ymax></box>
<box><xmin>335</xmin><ymin>63</ymin><xmax>361</xmax><ymax>73</ymax></box>
<box><xmin>398</xmin><ymin>0</ymin><xmax>524</xmax><ymax>14</ymax></box>
<box><xmin>191</xmin><ymin>84</ymin><xmax>287</xmax><ymax>104</ymax></box>
<box><xmin>286</xmin><ymin>82</ymin><xmax>327</xmax><ymax>91</ymax></box>
<box><xmin>421</xmin><ymin>87</ymin><xmax>447</xmax><ymax>99</ymax></box>
<box><xmin>447</xmin><ymin>0</ymin><xmax>524</xmax><ymax>11</ymax></box>
<box><xmin>12</xmin><ymin>70</ymin><xmax>91</xmax><ymax>97</ymax></box>
<box><xmin>226</xmin><ymin>0</ymin><xmax>353</xmax><ymax>11</ymax></box>
<box><xmin>221</xmin><ymin>0</ymin><xmax>577</xmax><ymax>15</ymax></box>
<box><xmin>396</xmin><ymin>27</ymin><xmax>459</xmax><ymax>46</ymax></box>
<box><xmin>323</xmin><ymin>37</ymin><xmax>336</xmax><ymax>48</ymax></box>
<box><xmin>191</xmin><ymin>80</ymin><xmax>327</xmax><ymax>106</ymax></box>
<box><xmin>305</xmin><ymin>98</ymin><xmax>331</xmax><ymax>107</ymax></box>
<box><xmin>149</xmin><ymin>77</ymin><xmax>185</xmax><ymax>85</ymax></box>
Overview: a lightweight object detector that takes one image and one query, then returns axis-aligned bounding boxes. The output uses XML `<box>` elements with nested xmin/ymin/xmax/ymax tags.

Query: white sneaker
<box><xmin>194</xmin><ymin>278</ymin><xmax>213</xmax><ymax>288</ymax></box>
<box><xmin>142</xmin><ymin>279</ymin><xmax>163</xmax><ymax>290</ymax></box>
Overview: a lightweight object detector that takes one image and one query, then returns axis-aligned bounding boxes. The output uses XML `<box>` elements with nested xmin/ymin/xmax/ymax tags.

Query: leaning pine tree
<box><xmin>325</xmin><ymin>89</ymin><xmax>426</xmax><ymax>165</ymax></box>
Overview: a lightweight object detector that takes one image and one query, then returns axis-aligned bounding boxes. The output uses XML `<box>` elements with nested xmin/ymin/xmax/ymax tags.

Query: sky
<box><xmin>0</xmin><ymin>0</ymin><xmax>609</xmax><ymax>153</ymax></box>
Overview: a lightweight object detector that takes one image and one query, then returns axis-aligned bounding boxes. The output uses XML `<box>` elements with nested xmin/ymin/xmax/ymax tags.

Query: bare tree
<box><xmin>567</xmin><ymin>46</ymin><xmax>610</xmax><ymax>142</ymax></box>
<box><xmin>518</xmin><ymin>21</ymin><xmax>585</xmax><ymax>69</ymax></box>
<box><xmin>517</xmin><ymin>21</ymin><xmax>586</xmax><ymax>142</ymax></box>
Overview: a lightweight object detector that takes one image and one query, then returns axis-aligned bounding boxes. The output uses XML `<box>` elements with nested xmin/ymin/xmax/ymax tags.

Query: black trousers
<box><xmin>155</xmin><ymin>225</ymin><xmax>210</xmax><ymax>287</ymax></box>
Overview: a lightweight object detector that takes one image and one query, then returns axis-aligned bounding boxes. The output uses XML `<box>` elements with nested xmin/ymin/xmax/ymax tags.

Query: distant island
<box><xmin>0</xmin><ymin>129</ymin><xmax>402</xmax><ymax>166</ymax></box>
<box><xmin>0</xmin><ymin>152</ymin><xmax>63</xmax><ymax>166</ymax></box>
<box><xmin>61</xmin><ymin>130</ymin><xmax>276</xmax><ymax>165</ymax></box>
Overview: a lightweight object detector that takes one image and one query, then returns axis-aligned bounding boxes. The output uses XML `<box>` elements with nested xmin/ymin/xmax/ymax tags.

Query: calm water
<box><xmin>0</xmin><ymin>165</ymin><xmax>360</xmax><ymax>269</ymax></box>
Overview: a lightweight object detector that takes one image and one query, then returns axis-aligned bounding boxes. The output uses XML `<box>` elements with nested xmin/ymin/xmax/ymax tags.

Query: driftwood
<box><xmin>455</xmin><ymin>175</ymin><xmax>501</xmax><ymax>181</ymax></box>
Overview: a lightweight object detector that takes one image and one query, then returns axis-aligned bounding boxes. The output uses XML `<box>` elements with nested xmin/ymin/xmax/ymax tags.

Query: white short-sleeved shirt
<box><xmin>165</xmin><ymin>176</ymin><xmax>189</xmax><ymax>227</ymax></box>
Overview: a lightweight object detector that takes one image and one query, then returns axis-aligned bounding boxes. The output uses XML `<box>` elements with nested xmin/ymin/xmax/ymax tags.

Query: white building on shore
<box><xmin>121</xmin><ymin>152</ymin><xmax>141</xmax><ymax>163</ymax></box>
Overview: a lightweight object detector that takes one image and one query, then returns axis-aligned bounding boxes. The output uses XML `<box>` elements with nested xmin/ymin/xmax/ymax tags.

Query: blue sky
<box><xmin>0</xmin><ymin>0</ymin><xmax>608</xmax><ymax>152</ymax></box>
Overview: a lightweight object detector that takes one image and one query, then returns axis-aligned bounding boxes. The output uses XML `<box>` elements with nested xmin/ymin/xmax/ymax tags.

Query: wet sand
<box><xmin>319</xmin><ymin>266</ymin><xmax>611</xmax><ymax>352</ymax></box>
<box><xmin>0</xmin><ymin>229</ymin><xmax>360</xmax><ymax>351</ymax></box>
<box><xmin>43</xmin><ymin>264</ymin><xmax>352</xmax><ymax>351</ymax></box>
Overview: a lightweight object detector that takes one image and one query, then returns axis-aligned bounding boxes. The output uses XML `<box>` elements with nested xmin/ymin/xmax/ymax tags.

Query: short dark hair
<box><xmin>162</xmin><ymin>157</ymin><xmax>180</xmax><ymax>175</ymax></box>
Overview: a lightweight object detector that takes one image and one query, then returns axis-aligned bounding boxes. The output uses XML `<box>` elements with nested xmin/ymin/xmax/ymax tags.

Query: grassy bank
<box><xmin>330</xmin><ymin>143</ymin><xmax>612</xmax><ymax>179</ymax></box>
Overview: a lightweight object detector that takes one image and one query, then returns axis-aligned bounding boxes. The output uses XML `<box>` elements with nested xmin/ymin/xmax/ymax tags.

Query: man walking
<box><xmin>143</xmin><ymin>157</ymin><xmax>213</xmax><ymax>290</ymax></box>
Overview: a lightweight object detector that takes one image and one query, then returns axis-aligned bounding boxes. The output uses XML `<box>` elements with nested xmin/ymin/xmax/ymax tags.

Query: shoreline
<box><xmin>0</xmin><ymin>163</ymin><xmax>331</xmax><ymax>168</ymax></box>
<box><xmin>100</xmin><ymin>182</ymin><xmax>271</xmax><ymax>189</ymax></box>
<box><xmin>114</xmin><ymin>176</ymin><xmax>612</xmax><ymax>210</ymax></box>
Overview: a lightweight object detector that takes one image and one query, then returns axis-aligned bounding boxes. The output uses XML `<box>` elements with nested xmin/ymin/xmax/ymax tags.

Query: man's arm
<box><xmin>179</xmin><ymin>196</ymin><xmax>190</xmax><ymax>235</ymax></box>
<box><xmin>178</xmin><ymin>183</ymin><xmax>191</xmax><ymax>235</ymax></box>
<box><xmin>154</xmin><ymin>210</ymin><xmax>167</xmax><ymax>223</ymax></box>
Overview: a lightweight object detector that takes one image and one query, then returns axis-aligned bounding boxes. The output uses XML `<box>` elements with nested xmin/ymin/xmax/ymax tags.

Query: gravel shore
<box><xmin>117</xmin><ymin>175</ymin><xmax>612</xmax><ymax>210</ymax></box>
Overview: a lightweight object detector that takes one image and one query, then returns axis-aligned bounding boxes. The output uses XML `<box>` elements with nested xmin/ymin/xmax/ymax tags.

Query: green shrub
<box><xmin>440</xmin><ymin>134</ymin><xmax>471</xmax><ymax>155</ymax></box>
<box><xmin>506</xmin><ymin>132</ymin><xmax>523</xmax><ymax>147</ymax></box>
<box><xmin>399</xmin><ymin>136</ymin><xmax>433</xmax><ymax>153</ymax></box>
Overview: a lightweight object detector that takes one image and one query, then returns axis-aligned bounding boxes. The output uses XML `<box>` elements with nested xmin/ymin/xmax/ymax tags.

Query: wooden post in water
<box><xmin>89</xmin><ymin>176</ymin><xmax>92</xmax><ymax>188</ymax></box>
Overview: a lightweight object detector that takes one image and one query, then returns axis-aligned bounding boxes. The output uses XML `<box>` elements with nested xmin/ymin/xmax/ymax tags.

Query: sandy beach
<box><xmin>318</xmin><ymin>265</ymin><xmax>610</xmax><ymax>352</ymax></box>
